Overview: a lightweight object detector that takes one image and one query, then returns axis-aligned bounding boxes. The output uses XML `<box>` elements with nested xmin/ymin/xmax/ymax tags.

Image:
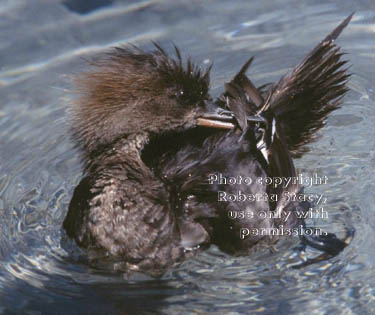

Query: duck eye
<box><xmin>175</xmin><ymin>88</ymin><xmax>206</xmax><ymax>105</ymax></box>
<box><xmin>177</xmin><ymin>90</ymin><xmax>184</xmax><ymax>97</ymax></box>
<box><xmin>175</xmin><ymin>89</ymin><xmax>188</xmax><ymax>104</ymax></box>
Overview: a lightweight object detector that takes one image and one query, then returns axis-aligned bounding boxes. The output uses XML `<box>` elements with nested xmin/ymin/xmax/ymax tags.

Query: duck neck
<box><xmin>84</xmin><ymin>132</ymin><xmax>149</xmax><ymax>175</ymax></box>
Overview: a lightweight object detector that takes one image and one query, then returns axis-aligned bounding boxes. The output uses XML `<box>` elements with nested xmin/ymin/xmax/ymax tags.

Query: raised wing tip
<box><xmin>325</xmin><ymin>13</ymin><xmax>354</xmax><ymax>43</ymax></box>
<box><xmin>238</xmin><ymin>56</ymin><xmax>254</xmax><ymax>76</ymax></box>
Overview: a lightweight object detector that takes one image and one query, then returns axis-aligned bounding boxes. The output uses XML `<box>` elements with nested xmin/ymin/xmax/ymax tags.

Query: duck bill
<box><xmin>197</xmin><ymin>112</ymin><xmax>236</xmax><ymax>130</ymax></box>
<box><xmin>197</xmin><ymin>117</ymin><xmax>235</xmax><ymax>129</ymax></box>
<box><xmin>198</xmin><ymin>109</ymin><xmax>267</xmax><ymax>130</ymax></box>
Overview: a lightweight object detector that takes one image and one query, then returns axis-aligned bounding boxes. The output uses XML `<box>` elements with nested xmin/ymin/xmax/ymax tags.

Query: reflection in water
<box><xmin>63</xmin><ymin>0</ymin><xmax>114</xmax><ymax>15</ymax></box>
<box><xmin>0</xmin><ymin>0</ymin><xmax>375</xmax><ymax>313</ymax></box>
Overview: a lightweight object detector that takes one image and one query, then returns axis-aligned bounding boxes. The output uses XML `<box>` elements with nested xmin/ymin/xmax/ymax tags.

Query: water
<box><xmin>1</xmin><ymin>0</ymin><xmax>375</xmax><ymax>314</ymax></box>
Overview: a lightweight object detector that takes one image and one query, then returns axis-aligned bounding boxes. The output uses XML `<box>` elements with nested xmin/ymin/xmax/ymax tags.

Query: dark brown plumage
<box><xmin>63</xmin><ymin>14</ymin><xmax>353</xmax><ymax>275</ymax></box>
<box><xmin>64</xmin><ymin>45</ymin><xmax>219</xmax><ymax>275</ymax></box>
<box><xmin>263</xmin><ymin>14</ymin><xmax>352</xmax><ymax>157</ymax></box>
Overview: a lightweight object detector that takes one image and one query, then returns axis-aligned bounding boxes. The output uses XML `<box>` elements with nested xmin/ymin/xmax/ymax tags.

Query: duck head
<box><xmin>69</xmin><ymin>44</ymin><xmax>236</xmax><ymax>160</ymax></box>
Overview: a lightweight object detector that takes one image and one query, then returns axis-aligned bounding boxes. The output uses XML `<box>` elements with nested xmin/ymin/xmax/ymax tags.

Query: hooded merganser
<box><xmin>63</xmin><ymin>14</ymin><xmax>353</xmax><ymax>275</ymax></box>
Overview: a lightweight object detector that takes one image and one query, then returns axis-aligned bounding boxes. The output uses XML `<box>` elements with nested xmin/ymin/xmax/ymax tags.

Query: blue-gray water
<box><xmin>1</xmin><ymin>0</ymin><xmax>375</xmax><ymax>314</ymax></box>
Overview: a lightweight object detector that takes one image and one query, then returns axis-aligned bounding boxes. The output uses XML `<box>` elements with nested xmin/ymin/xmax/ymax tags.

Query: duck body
<box><xmin>65</xmin><ymin>134</ymin><xmax>187</xmax><ymax>272</ymax></box>
<box><xmin>63</xmin><ymin>14</ymin><xmax>353</xmax><ymax>275</ymax></box>
<box><xmin>145</xmin><ymin>100</ymin><xmax>303</xmax><ymax>256</ymax></box>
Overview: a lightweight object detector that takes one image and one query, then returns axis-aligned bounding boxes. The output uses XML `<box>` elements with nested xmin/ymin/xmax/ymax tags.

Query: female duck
<box><xmin>63</xmin><ymin>15</ymin><xmax>353</xmax><ymax>275</ymax></box>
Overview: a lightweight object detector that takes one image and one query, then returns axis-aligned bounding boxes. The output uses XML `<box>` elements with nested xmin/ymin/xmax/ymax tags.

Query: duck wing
<box><xmin>263</xmin><ymin>14</ymin><xmax>353</xmax><ymax>157</ymax></box>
